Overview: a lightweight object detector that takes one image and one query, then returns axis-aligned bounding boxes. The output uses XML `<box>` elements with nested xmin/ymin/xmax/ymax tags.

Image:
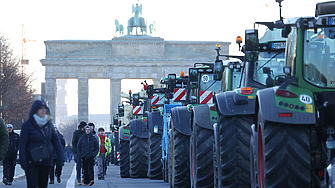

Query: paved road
<box><xmin>0</xmin><ymin>162</ymin><xmax>169</xmax><ymax>188</ymax></box>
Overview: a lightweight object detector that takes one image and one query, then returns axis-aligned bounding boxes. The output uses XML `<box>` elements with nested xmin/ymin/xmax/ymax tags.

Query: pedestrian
<box><xmin>97</xmin><ymin>128</ymin><xmax>111</xmax><ymax>180</ymax></box>
<box><xmin>77</xmin><ymin>125</ymin><xmax>99</xmax><ymax>186</ymax></box>
<box><xmin>72</xmin><ymin>121</ymin><xmax>86</xmax><ymax>185</ymax></box>
<box><xmin>49</xmin><ymin>125</ymin><xmax>65</xmax><ymax>184</ymax></box>
<box><xmin>19</xmin><ymin>100</ymin><xmax>64</xmax><ymax>188</ymax></box>
<box><xmin>0</xmin><ymin>117</ymin><xmax>9</xmax><ymax>162</ymax></box>
<box><xmin>65</xmin><ymin>144</ymin><xmax>73</xmax><ymax>163</ymax></box>
<box><xmin>2</xmin><ymin>124</ymin><xmax>19</xmax><ymax>185</ymax></box>
<box><xmin>88</xmin><ymin>122</ymin><xmax>99</xmax><ymax>141</ymax></box>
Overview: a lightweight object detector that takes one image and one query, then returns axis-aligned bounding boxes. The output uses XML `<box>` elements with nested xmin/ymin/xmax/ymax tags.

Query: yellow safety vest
<box><xmin>97</xmin><ymin>136</ymin><xmax>112</xmax><ymax>157</ymax></box>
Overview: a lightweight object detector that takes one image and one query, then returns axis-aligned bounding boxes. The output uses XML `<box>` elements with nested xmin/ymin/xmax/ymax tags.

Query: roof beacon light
<box><xmin>236</xmin><ymin>36</ymin><xmax>243</xmax><ymax>44</ymax></box>
<box><xmin>180</xmin><ymin>71</ymin><xmax>185</xmax><ymax>77</ymax></box>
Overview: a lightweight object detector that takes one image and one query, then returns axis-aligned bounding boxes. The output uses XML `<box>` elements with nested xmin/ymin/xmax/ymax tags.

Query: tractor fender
<box><xmin>257</xmin><ymin>88</ymin><xmax>316</xmax><ymax>124</ymax></box>
<box><xmin>171</xmin><ymin>106</ymin><xmax>192</xmax><ymax>136</ymax></box>
<box><xmin>130</xmin><ymin>119</ymin><xmax>149</xmax><ymax>139</ymax></box>
<box><xmin>119</xmin><ymin>125</ymin><xmax>131</xmax><ymax>141</ymax></box>
<box><xmin>192</xmin><ymin>104</ymin><xmax>214</xmax><ymax>130</ymax></box>
<box><xmin>148</xmin><ymin>111</ymin><xmax>163</xmax><ymax>135</ymax></box>
<box><xmin>216</xmin><ymin>91</ymin><xmax>255</xmax><ymax>116</ymax></box>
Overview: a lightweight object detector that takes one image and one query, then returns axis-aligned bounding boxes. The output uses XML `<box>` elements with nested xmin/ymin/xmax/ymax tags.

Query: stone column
<box><xmin>45</xmin><ymin>77</ymin><xmax>57</xmax><ymax>122</ymax></box>
<box><xmin>110</xmin><ymin>79</ymin><xmax>121</xmax><ymax>123</ymax></box>
<box><xmin>78</xmin><ymin>77</ymin><xmax>89</xmax><ymax>123</ymax></box>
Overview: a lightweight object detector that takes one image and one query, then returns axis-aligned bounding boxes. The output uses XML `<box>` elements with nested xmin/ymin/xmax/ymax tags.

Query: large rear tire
<box><xmin>130</xmin><ymin>134</ymin><xmax>148</xmax><ymax>178</ymax></box>
<box><xmin>120</xmin><ymin>140</ymin><xmax>130</xmax><ymax>178</ymax></box>
<box><xmin>172</xmin><ymin>125</ymin><xmax>190</xmax><ymax>187</ymax></box>
<box><xmin>190</xmin><ymin>121</ymin><xmax>214</xmax><ymax>188</ymax></box>
<box><xmin>257</xmin><ymin>117</ymin><xmax>310</xmax><ymax>187</ymax></box>
<box><xmin>148</xmin><ymin>132</ymin><xmax>163</xmax><ymax>180</ymax></box>
<box><xmin>219</xmin><ymin>115</ymin><xmax>252</xmax><ymax>187</ymax></box>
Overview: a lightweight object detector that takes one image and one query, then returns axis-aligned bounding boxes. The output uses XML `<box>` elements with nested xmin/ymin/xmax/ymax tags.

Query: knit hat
<box><xmin>6</xmin><ymin>124</ymin><xmax>13</xmax><ymax>128</ymax></box>
<box><xmin>79</xmin><ymin>121</ymin><xmax>87</xmax><ymax>129</ymax></box>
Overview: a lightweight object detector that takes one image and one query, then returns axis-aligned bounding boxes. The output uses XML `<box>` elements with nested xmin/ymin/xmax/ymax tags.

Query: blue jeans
<box><xmin>66</xmin><ymin>153</ymin><xmax>72</xmax><ymax>162</ymax></box>
<box><xmin>74</xmin><ymin>154</ymin><xmax>82</xmax><ymax>179</ymax></box>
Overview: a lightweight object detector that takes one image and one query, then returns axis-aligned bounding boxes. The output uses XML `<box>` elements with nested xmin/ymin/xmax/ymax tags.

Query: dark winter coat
<box><xmin>72</xmin><ymin>129</ymin><xmax>85</xmax><ymax>154</ymax></box>
<box><xmin>52</xmin><ymin>131</ymin><xmax>65</xmax><ymax>160</ymax></box>
<box><xmin>0</xmin><ymin>118</ymin><xmax>9</xmax><ymax>161</ymax></box>
<box><xmin>5</xmin><ymin>131</ymin><xmax>19</xmax><ymax>158</ymax></box>
<box><xmin>77</xmin><ymin>132</ymin><xmax>99</xmax><ymax>159</ymax></box>
<box><xmin>19</xmin><ymin>100</ymin><xmax>65</xmax><ymax>170</ymax></box>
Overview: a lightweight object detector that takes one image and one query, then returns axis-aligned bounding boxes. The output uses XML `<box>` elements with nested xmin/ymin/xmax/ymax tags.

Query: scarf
<box><xmin>33</xmin><ymin>114</ymin><xmax>49</xmax><ymax>127</ymax></box>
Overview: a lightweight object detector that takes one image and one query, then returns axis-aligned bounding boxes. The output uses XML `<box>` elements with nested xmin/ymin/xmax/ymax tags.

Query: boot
<box><xmin>57</xmin><ymin>175</ymin><xmax>61</xmax><ymax>183</ymax></box>
<box><xmin>49</xmin><ymin>179</ymin><xmax>54</xmax><ymax>184</ymax></box>
<box><xmin>3</xmin><ymin>178</ymin><xmax>8</xmax><ymax>185</ymax></box>
<box><xmin>77</xmin><ymin>178</ymin><xmax>82</xmax><ymax>185</ymax></box>
<box><xmin>89</xmin><ymin>180</ymin><xmax>94</xmax><ymax>186</ymax></box>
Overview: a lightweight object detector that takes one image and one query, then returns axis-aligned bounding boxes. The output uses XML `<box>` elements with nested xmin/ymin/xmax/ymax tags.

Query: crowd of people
<box><xmin>0</xmin><ymin>100</ymin><xmax>112</xmax><ymax>187</ymax></box>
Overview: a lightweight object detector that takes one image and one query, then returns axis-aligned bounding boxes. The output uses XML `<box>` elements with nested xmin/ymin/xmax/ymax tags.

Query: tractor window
<box><xmin>232</xmin><ymin>69</ymin><xmax>244</xmax><ymax>89</ymax></box>
<box><xmin>285</xmin><ymin>26</ymin><xmax>297</xmax><ymax>76</ymax></box>
<box><xmin>253</xmin><ymin>51</ymin><xmax>285</xmax><ymax>86</ymax></box>
<box><xmin>199</xmin><ymin>73</ymin><xmax>222</xmax><ymax>94</ymax></box>
<box><xmin>303</xmin><ymin>27</ymin><xmax>335</xmax><ymax>88</ymax></box>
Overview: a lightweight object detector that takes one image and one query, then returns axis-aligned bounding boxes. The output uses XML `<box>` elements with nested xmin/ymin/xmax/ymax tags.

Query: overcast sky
<box><xmin>0</xmin><ymin>0</ymin><xmax>321</xmax><ymax>115</ymax></box>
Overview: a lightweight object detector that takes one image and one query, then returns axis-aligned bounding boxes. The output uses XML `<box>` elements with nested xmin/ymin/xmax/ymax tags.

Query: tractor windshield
<box><xmin>199</xmin><ymin>73</ymin><xmax>222</xmax><ymax>94</ymax></box>
<box><xmin>254</xmin><ymin>51</ymin><xmax>285</xmax><ymax>86</ymax></box>
<box><xmin>303</xmin><ymin>27</ymin><xmax>335</xmax><ymax>88</ymax></box>
<box><xmin>253</xmin><ymin>28</ymin><xmax>286</xmax><ymax>86</ymax></box>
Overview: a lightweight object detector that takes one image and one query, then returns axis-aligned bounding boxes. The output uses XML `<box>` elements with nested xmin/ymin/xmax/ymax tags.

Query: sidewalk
<box><xmin>0</xmin><ymin>164</ymin><xmax>26</xmax><ymax>183</ymax></box>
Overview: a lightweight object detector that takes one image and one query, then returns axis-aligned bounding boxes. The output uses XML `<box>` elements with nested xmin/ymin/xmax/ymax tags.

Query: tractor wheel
<box><xmin>173</xmin><ymin>126</ymin><xmax>191</xmax><ymax>188</ymax></box>
<box><xmin>219</xmin><ymin>115</ymin><xmax>252</xmax><ymax>187</ymax></box>
<box><xmin>190</xmin><ymin>121</ymin><xmax>214</xmax><ymax>188</ymax></box>
<box><xmin>213</xmin><ymin>123</ymin><xmax>220</xmax><ymax>188</ymax></box>
<box><xmin>257</xmin><ymin>115</ymin><xmax>310</xmax><ymax>187</ymax></box>
<box><xmin>120</xmin><ymin>140</ymin><xmax>130</xmax><ymax>178</ymax></box>
<box><xmin>168</xmin><ymin>129</ymin><xmax>173</xmax><ymax>186</ymax></box>
<box><xmin>148</xmin><ymin>132</ymin><xmax>163</xmax><ymax>180</ymax></box>
<box><xmin>130</xmin><ymin>134</ymin><xmax>148</xmax><ymax>178</ymax></box>
<box><xmin>250</xmin><ymin>128</ymin><xmax>257</xmax><ymax>188</ymax></box>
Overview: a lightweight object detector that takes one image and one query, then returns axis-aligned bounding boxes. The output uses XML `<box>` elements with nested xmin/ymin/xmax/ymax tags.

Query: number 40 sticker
<box><xmin>300</xmin><ymin>95</ymin><xmax>312</xmax><ymax>104</ymax></box>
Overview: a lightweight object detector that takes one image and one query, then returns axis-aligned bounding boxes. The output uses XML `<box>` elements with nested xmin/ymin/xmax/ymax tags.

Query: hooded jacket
<box><xmin>19</xmin><ymin>100</ymin><xmax>65</xmax><ymax>170</ymax></box>
<box><xmin>77</xmin><ymin>128</ymin><xmax>99</xmax><ymax>159</ymax></box>
<box><xmin>6</xmin><ymin>131</ymin><xmax>19</xmax><ymax>158</ymax></box>
<box><xmin>72</xmin><ymin>129</ymin><xmax>85</xmax><ymax>154</ymax></box>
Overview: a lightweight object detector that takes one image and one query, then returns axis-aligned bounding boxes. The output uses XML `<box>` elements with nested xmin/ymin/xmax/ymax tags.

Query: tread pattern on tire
<box><xmin>148</xmin><ymin>132</ymin><xmax>163</xmax><ymax>180</ymax></box>
<box><xmin>173</xmin><ymin>128</ymin><xmax>191</xmax><ymax>188</ymax></box>
<box><xmin>191</xmin><ymin>123</ymin><xmax>214</xmax><ymax>188</ymax></box>
<box><xmin>120</xmin><ymin>140</ymin><xmax>130</xmax><ymax>178</ymax></box>
<box><xmin>130</xmin><ymin>134</ymin><xmax>148</xmax><ymax>178</ymax></box>
<box><xmin>219</xmin><ymin>115</ymin><xmax>252</xmax><ymax>188</ymax></box>
<box><xmin>261</xmin><ymin>121</ymin><xmax>310</xmax><ymax>187</ymax></box>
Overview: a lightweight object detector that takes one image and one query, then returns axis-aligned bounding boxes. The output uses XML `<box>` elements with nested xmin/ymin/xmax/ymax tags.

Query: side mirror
<box><xmin>214</xmin><ymin>60</ymin><xmax>224</xmax><ymax>80</ymax></box>
<box><xmin>245</xmin><ymin>29</ymin><xmax>259</xmax><ymax>51</ymax></box>
<box><xmin>133</xmin><ymin>93</ymin><xmax>139</xmax><ymax>106</ymax></box>
<box><xmin>189</xmin><ymin>68</ymin><xmax>198</xmax><ymax>83</ymax></box>
<box><xmin>118</xmin><ymin>104</ymin><xmax>124</xmax><ymax>117</ymax></box>
<box><xmin>168</xmin><ymin>74</ymin><xmax>176</xmax><ymax>93</ymax></box>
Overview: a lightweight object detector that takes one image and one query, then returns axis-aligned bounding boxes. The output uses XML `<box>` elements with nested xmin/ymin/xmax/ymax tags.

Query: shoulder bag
<box><xmin>29</xmin><ymin>124</ymin><xmax>50</xmax><ymax>164</ymax></box>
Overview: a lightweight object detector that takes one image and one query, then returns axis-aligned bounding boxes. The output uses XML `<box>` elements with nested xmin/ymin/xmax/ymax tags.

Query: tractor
<box><xmin>251</xmin><ymin>1</ymin><xmax>335</xmax><ymax>187</ymax></box>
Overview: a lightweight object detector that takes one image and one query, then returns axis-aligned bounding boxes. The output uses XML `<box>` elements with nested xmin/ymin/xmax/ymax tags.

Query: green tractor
<box><xmin>251</xmin><ymin>1</ymin><xmax>335</xmax><ymax>187</ymax></box>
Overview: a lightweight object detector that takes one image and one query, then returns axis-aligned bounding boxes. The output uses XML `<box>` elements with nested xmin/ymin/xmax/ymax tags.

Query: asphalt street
<box><xmin>0</xmin><ymin>162</ymin><xmax>169</xmax><ymax>188</ymax></box>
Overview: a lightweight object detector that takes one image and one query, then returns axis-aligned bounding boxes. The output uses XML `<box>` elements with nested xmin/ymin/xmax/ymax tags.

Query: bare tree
<box><xmin>58</xmin><ymin>116</ymin><xmax>78</xmax><ymax>145</ymax></box>
<box><xmin>0</xmin><ymin>33</ymin><xmax>35</xmax><ymax>128</ymax></box>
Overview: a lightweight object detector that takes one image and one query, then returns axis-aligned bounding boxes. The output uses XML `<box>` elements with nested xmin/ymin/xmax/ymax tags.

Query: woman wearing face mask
<box><xmin>19</xmin><ymin>100</ymin><xmax>64</xmax><ymax>188</ymax></box>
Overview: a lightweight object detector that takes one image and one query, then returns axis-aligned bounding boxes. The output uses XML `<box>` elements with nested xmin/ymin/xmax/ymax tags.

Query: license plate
<box><xmin>272</xmin><ymin>42</ymin><xmax>285</xmax><ymax>49</ymax></box>
<box><xmin>329</xmin><ymin>17</ymin><xmax>335</xmax><ymax>25</ymax></box>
